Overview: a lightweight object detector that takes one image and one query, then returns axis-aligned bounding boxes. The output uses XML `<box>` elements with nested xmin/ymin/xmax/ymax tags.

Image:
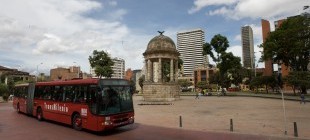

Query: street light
<box><xmin>36</xmin><ymin>62</ymin><xmax>43</xmax><ymax>82</ymax></box>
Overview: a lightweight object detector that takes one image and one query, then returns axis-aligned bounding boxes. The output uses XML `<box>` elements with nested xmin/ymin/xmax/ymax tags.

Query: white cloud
<box><xmin>234</xmin><ymin>34</ymin><xmax>241</xmax><ymax>42</ymax></box>
<box><xmin>190</xmin><ymin>0</ymin><xmax>309</xmax><ymax>20</ymax></box>
<box><xmin>188</xmin><ymin>0</ymin><xmax>238</xmax><ymax>14</ymax></box>
<box><xmin>0</xmin><ymin>0</ymin><xmax>133</xmax><ymax>74</ymax></box>
<box><xmin>208</xmin><ymin>6</ymin><xmax>231</xmax><ymax>16</ymax></box>
<box><xmin>108</xmin><ymin>1</ymin><xmax>118</xmax><ymax>6</ymax></box>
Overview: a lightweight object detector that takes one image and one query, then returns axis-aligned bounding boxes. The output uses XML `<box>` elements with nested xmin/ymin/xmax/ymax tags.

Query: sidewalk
<box><xmin>229</xmin><ymin>92</ymin><xmax>309</xmax><ymax>102</ymax></box>
<box><xmin>178</xmin><ymin>92</ymin><xmax>309</xmax><ymax>102</ymax></box>
<box><xmin>134</xmin><ymin>95</ymin><xmax>310</xmax><ymax>139</ymax></box>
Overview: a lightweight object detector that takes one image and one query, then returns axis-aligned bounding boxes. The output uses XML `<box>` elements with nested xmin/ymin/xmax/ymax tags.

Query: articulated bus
<box><xmin>12</xmin><ymin>79</ymin><xmax>134</xmax><ymax>132</ymax></box>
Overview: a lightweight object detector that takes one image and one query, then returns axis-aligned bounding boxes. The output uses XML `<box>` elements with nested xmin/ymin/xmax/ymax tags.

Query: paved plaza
<box><xmin>134</xmin><ymin>95</ymin><xmax>310</xmax><ymax>139</ymax></box>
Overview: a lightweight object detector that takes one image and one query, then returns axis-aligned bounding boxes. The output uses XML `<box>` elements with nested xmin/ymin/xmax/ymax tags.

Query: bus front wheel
<box><xmin>72</xmin><ymin>114</ymin><xmax>82</xmax><ymax>131</ymax></box>
<box><xmin>37</xmin><ymin>108</ymin><xmax>43</xmax><ymax>121</ymax></box>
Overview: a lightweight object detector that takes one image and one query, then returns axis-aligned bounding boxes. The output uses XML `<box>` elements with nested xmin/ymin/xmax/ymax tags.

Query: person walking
<box><xmin>195</xmin><ymin>92</ymin><xmax>199</xmax><ymax>99</ymax></box>
<box><xmin>300</xmin><ymin>93</ymin><xmax>306</xmax><ymax>104</ymax></box>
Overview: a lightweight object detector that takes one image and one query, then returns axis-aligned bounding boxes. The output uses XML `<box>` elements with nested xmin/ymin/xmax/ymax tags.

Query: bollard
<box><xmin>179</xmin><ymin>116</ymin><xmax>182</xmax><ymax>127</ymax></box>
<box><xmin>294</xmin><ymin>122</ymin><xmax>298</xmax><ymax>137</ymax></box>
<box><xmin>230</xmin><ymin>119</ymin><xmax>233</xmax><ymax>132</ymax></box>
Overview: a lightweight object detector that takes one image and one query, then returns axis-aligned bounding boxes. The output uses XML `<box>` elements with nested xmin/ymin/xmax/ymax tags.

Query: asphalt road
<box><xmin>0</xmin><ymin>102</ymin><xmax>301</xmax><ymax>140</ymax></box>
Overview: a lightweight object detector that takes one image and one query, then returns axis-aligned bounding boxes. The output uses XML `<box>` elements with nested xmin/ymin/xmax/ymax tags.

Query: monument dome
<box><xmin>143</xmin><ymin>32</ymin><xmax>179</xmax><ymax>56</ymax></box>
<box><xmin>142</xmin><ymin>31</ymin><xmax>180</xmax><ymax>102</ymax></box>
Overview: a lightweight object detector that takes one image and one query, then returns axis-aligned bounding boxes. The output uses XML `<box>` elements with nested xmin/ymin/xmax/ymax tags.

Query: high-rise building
<box><xmin>241</xmin><ymin>26</ymin><xmax>254</xmax><ymax>68</ymax></box>
<box><xmin>177</xmin><ymin>29</ymin><xmax>207</xmax><ymax>77</ymax></box>
<box><xmin>111</xmin><ymin>57</ymin><xmax>125</xmax><ymax>79</ymax></box>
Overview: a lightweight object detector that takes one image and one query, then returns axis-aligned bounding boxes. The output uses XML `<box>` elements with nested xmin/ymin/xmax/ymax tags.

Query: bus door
<box><xmin>26</xmin><ymin>83</ymin><xmax>35</xmax><ymax>115</ymax></box>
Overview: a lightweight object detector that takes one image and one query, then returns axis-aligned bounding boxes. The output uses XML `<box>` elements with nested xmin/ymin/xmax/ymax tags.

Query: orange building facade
<box><xmin>50</xmin><ymin>66</ymin><xmax>81</xmax><ymax>81</ymax></box>
<box><xmin>261</xmin><ymin>18</ymin><xmax>293</xmax><ymax>91</ymax></box>
<box><xmin>261</xmin><ymin>19</ymin><xmax>273</xmax><ymax>76</ymax></box>
<box><xmin>125</xmin><ymin>68</ymin><xmax>133</xmax><ymax>81</ymax></box>
<box><xmin>193</xmin><ymin>65</ymin><xmax>217</xmax><ymax>88</ymax></box>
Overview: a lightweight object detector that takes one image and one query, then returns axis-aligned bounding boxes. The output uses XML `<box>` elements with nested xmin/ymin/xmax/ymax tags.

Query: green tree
<box><xmin>138</xmin><ymin>75</ymin><xmax>145</xmax><ymax>93</ymax></box>
<box><xmin>262</xmin><ymin>16</ymin><xmax>309</xmax><ymax>71</ymax></box>
<box><xmin>261</xmin><ymin>15</ymin><xmax>310</xmax><ymax>93</ymax></box>
<box><xmin>89</xmin><ymin>50</ymin><xmax>114</xmax><ymax>78</ymax></box>
<box><xmin>0</xmin><ymin>84</ymin><xmax>9</xmax><ymax>101</ymax></box>
<box><xmin>218</xmin><ymin>52</ymin><xmax>242</xmax><ymax>86</ymax></box>
<box><xmin>196</xmin><ymin>81</ymin><xmax>208</xmax><ymax>89</ymax></box>
<box><xmin>260</xmin><ymin>75</ymin><xmax>278</xmax><ymax>94</ymax></box>
<box><xmin>203</xmin><ymin>34</ymin><xmax>229</xmax><ymax>64</ymax></box>
<box><xmin>178</xmin><ymin>79</ymin><xmax>193</xmax><ymax>90</ymax></box>
<box><xmin>163</xmin><ymin>57</ymin><xmax>183</xmax><ymax>82</ymax></box>
<box><xmin>284</xmin><ymin>71</ymin><xmax>310</xmax><ymax>94</ymax></box>
<box><xmin>203</xmin><ymin>34</ymin><xmax>230</xmax><ymax>90</ymax></box>
<box><xmin>249</xmin><ymin>76</ymin><xmax>262</xmax><ymax>93</ymax></box>
<box><xmin>208</xmin><ymin>72</ymin><xmax>220</xmax><ymax>85</ymax></box>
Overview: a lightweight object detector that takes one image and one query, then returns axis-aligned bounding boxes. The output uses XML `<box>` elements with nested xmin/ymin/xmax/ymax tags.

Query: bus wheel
<box><xmin>17</xmin><ymin>103</ymin><xmax>20</xmax><ymax>113</ymax></box>
<box><xmin>72</xmin><ymin>114</ymin><xmax>82</xmax><ymax>131</ymax></box>
<box><xmin>37</xmin><ymin>108</ymin><xmax>43</xmax><ymax>121</ymax></box>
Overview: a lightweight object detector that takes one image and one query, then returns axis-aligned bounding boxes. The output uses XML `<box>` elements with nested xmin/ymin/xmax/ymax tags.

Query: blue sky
<box><xmin>0</xmin><ymin>0</ymin><xmax>309</xmax><ymax>75</ymax></box>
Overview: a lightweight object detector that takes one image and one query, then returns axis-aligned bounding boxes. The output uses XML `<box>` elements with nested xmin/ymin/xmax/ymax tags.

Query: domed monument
<box><xmin>142</xmin><ymin>31</ymin><xmax>180</xmax><ymax>101</ymax></box>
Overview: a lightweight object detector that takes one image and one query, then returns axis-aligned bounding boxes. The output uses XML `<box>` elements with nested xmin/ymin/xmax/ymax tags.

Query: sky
<box><xmin>0</xmin><ymin>0</ymin><xmax>309</xmax><ymax>75</ymax></box>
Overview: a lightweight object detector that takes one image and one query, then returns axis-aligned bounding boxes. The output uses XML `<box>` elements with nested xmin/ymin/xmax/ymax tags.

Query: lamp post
<box><xmin>253</xmin><ymin>52</ymin><xmax>256</xmax><ymax>77</ymax></box>
<box><xmin>36</xmin><ymin>62</ymin><xmax>43</xmax><ymax>82</ymax></box>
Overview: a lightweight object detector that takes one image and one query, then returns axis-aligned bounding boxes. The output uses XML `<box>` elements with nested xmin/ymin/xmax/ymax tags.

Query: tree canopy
<box><xmin>284</xmin><ymin>71</ymin><xmax>310</xmax><ymax>94</ymax></box>
<box><xmin>89</xmin><ymin>50</ymin><xmax>114</xmax><ymax>78</ymax></box>
<box><xmin>203</xmin><ymin>34</ymin><xmax>229</xmax><ymax>63</ymax></box>
<box><xmin>261</xmin><ymin>15</ymin><xmax>310</xmax><ymax>71</ymax></box>
<box><xmin>178</xmin><ymin>79</ymin><xmax>193</xmax><ymax>89</ymax></box>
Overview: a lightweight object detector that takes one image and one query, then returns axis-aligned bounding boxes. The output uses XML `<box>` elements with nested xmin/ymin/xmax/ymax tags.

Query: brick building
<box><xmin>0</xmin><ymin>65</ymin><xmax>34</xmax><ymax>83</ymax></box>
<box><xmin>125</xmin><ymin>68</ymin><xmax>133</xmax><ymax>81</ymax></box>
<box><xmin>50</xmin><ymin>66</ymin><xmax>81</xmax><ymax>81</ymax></box>
<box><xmin>193</xmin><ymin>65</ymin><xmax>217</xmax><ymax>88</ymax></box>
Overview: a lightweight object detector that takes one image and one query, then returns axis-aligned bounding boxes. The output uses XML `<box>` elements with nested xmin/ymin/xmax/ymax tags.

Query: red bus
<box><xmin>12</xmin><ymin>78</ymin><xmax>134</xmax><ymax>131</ymax></box>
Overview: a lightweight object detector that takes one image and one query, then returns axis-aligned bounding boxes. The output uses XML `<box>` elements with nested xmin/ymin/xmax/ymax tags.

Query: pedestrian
<box><xmin>300</xmin><ymin>93</ymin><xmax>306</xmax><ymax>104</ymax></box>
<box><xmin>195</xmin><ymin>92</ymin><xmax>199</xmax><ymax>99</ymax></box>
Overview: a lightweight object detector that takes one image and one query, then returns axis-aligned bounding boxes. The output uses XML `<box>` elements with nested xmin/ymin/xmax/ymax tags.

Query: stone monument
<box><xmin>142</xmin><ymin>31</ymin><xmax>180</xmax><ymax>101</ymax></box>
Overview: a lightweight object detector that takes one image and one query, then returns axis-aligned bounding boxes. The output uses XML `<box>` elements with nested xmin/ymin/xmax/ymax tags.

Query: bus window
<box><xmin>22</xmin><ymin>86</ymin><xmax>28</xmax><ymax>99</ymax></box>
<box><xmin>88</xmin><ymin>85</ymin><xmax>97</xmax><ymax>114</ymax></box>
<box><xmin>53</xmin><ymin>86</ymin><xmax>64</xmax><ymax>102</ymax></box>
<box><xmin>64</xmin><ymin>86</ymin><xmax>74</xmax><ymax>102</ymax></box>
<box><xmin>43</xmin><ymin>86</ymin><xmax>52</xmax><ymax>100</ymax></box>
<box><xmin>79</xmin><ymin>86</ymin><xmax>87</xmax><ymax>103</ymax></box>
<box><xmin>34</xmin><ymin>86</ymin><xmax>44</xmax><ymax>99</ymax></box>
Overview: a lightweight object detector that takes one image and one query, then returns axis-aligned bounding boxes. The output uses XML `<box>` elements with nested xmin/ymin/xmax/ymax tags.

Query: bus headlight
<box><xmin>129</xmin><ymin>116</ymin><xmax>134</xmax><ymax>123</ymax></box>
<box><xmin>104</xmin><ymin>117</ymin><xmax>112</xmax><ymax>125</ymax></box>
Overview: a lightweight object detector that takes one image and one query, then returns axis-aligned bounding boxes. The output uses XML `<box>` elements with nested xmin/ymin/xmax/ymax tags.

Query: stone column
<box><xmin>147</xmin><ymin>59</ymin><xmax>152</xmax><ymax>82</ymax></box>
<box><xmin>151</xmin><ymin>60</ymin><xmax>154</xmax><ymax>82</ymax></box>
<box><xmin>158</xmin><ymin>58</ymin><xmax>162</xmax><ymax>82</ymax></box>
<box><xmin>170</xmin><ymin>59</ymin><xmax>174</xmax><ymax>82</ymax></box>
<box><xmin>175</xmin><ymin>59</ymin><xmax>178</xmax><ymax>82</ymax></box>
<box><xmin>145</xmin><ymin>60</ymin><xmax>148</xmax><ymax>81</ymax></box>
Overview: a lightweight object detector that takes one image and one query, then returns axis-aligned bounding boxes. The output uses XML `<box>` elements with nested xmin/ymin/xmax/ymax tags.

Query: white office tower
<box><xmin>241</xmin><ymin>26</ymin><xmax>254</xmax><ymax>69</ymax></box>
<box><xmin>177</xmin><ymin>29</ymin><xmax>207</xmax><ymax>76</ymax></box>
<box><xmin>111</xmin><ymin>57</ymin><xmax>125</xmax><ymax>79</ymax></box>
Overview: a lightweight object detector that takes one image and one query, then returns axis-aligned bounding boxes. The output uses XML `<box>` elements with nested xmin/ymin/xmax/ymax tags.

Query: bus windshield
<box><xmin>97</xmin><ymin>85</ymin><xmax>133</xmax><ymax>115</ymax></box>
